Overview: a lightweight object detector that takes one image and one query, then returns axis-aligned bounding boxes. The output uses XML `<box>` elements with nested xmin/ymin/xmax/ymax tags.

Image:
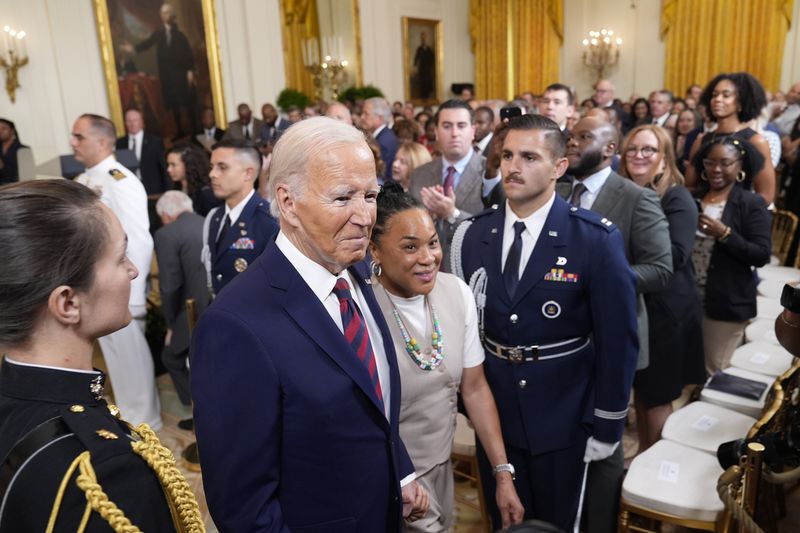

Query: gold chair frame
<box><xmin>771</xmin><ymin>210</ymin><xmax>798</xmax><ymax>266</ymax></box>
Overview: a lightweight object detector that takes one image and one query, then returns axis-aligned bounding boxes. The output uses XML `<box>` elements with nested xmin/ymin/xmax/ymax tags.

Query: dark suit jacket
<box><xmin>134</xmin><ymin>25</ymin><xmax>194</xmax><ymax>108</ymax></box>
<box><xmin>571</xmin><ymin>171</ymin><xmax>673</xmax><ymax>368</ymax></box>
<box><xmin>259</xmin><ymin>117</ymin><xmax>291</xmax><ymax>143</ymax></box>
<box><xmin>408</xmin><ymin>152</ymin><xmax>486</xmax><ymax>271</ymax></box>
<box><xmin>375</xmin><ymin>127</ymin><xmax>398</xmax><ymax>181</ymax></box>
<box><xmin>115</xmin><ymin>134</ymin><xmax>169</xmax><ymax>196</ymax></box>
<box><xmin>190</xmin><ymin>245</ymin><xmax>414</xmax><ymax>532</ymax></box>
<box><xmin>701</xmin><ymin>185</ymin><xmax>771</xmax><ymax>321</ymax></box>
<box><xmin>154</xmin><ymin>211</ymin><xmax>210</xmax><ymax>354</ymax></box>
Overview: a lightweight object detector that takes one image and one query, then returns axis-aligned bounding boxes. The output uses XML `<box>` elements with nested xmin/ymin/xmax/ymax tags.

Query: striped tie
<box><xmin>333</xmin><ymin>278</ymin><xmax>384</xmax><ymax>411</ymax></box>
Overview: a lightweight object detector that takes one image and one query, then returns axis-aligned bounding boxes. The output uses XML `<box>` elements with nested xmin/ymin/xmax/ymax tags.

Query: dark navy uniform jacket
<box><xmin>452</xmin><ymin>195</ymin><xmax>639</xmax><ymax>454</ymax></box>
<box><xmin>205</xmin><ymin>192</ymin><xmax>279</xmax><ymax>295</ymax></box>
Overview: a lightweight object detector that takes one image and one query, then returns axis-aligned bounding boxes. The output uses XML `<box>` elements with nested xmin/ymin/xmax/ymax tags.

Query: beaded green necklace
<box><xmin>388</xmin><ymin>296</ymin><xmax>444</xmax><ymax>371</ymax></box>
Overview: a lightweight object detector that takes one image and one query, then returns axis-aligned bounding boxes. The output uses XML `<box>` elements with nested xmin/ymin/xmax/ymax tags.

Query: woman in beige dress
<box><xmin>369</xmin><ymin>182</ymin><xmax>524</xmax><ymax>532</ymax></box>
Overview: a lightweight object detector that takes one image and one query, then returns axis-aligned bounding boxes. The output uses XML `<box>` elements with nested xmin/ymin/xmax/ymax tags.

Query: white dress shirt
<box><xmin>573</xmin><ymin>166</ymin><xmax>612</xmax><ymax>210</ymax></box>
<box><xmin>501</xmin><ymin>191</ymin><xmax>556</xmax><ymax>278</ymax></box>
<box><xmin>441</xmin><ymin>150</ymin><xmax>475</xmax><ymax>191</ymax></box>
<box><xmin>128</xmin><ymin>130</ymin><xmax>143</xmax><ymax>161</ymax></box>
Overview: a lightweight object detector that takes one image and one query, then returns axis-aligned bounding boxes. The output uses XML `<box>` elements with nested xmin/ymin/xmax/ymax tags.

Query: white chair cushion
<box><xmin>622</xmin><ymin>440</ymin><xmax>724</xmax><ymax>522</ymax></box>
<box><xmin>700</xmin><ymin>367</ymin><xmax>774</xmax><ymax>417</ymax></box>
<box><xmin>730</xmin><ymin>342</ymin><xmax>795</xmax><ymax>377</ymax></box>
<box><xmin>744</xmin><ymin>319</ymin><xmax>780</xmax><ymax>346</ymax></box>
<box><xmin>757</xmin><ymin>265</ymin><xmax>800</xmax><ymax>283</ymax></box>
<box><xmin>661</xmin><ymin>401</ymin><xmax>756</xmax><ymax>454</ymax></box>
<box><xmin>756</xmin><ymin>297</ymin><xmax>783</xmax><ymax>320</ymax></box>
<box><xmin>758</xmin><ymin>279</ymin><xmax>788</xmax><ymax>299</ymax></box>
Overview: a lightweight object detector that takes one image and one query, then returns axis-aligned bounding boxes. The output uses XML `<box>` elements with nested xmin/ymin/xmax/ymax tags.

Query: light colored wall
<box><xmin>780</xmin><ymin>0</ymin><xmax>800</xmax><ymax>91</ymax></box>
<box><xmin>561</xmin><ymin>0</ymin><xmax>665</xmax><ymax>105</ymax></box>
<box><xmin>359</xmin><ymin>0</ymin><xmax>474</xmax><ymax>103</ymax></box>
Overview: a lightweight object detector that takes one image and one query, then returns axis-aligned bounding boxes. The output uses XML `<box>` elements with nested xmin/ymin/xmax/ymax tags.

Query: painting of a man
<box><xmin>413</xmin><ymin>32</ymin><xmax>435</xmax><ymax>100</ymax></box>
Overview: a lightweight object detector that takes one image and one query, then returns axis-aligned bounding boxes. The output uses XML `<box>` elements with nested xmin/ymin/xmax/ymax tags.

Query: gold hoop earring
<box><xmin>737</xmin><ymin>170</ymin><xmax>746</xmax><ymax>183</ymax></box>
<box><xmin>700</xmin><ymin>171</ymin><xmax>708</xmax><ymax>182</ymax></box>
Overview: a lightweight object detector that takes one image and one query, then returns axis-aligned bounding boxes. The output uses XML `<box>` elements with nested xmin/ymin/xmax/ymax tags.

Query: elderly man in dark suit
<box><xmin>564</xmin><ymin>116</ymin><xmax>672</xmax><ymax>533</ymax></box>
<box><xmin>409</xmin><ymin>99</ymin><xmax>486</xmax><ymax>271</ymax></box>
<box><xmin>154</xmin><ymin>190</ymin><xmax>209</xmax><ymax>411</ymax></box>
<box><xmin>116</xmin><ymin>108</ymin><xmax>170</xmax><ymax>196</ymax></box>
<box><xmin>191</xmin><ymin>117</ymin><xmax>429</xmax><ymax>532</ymax></box>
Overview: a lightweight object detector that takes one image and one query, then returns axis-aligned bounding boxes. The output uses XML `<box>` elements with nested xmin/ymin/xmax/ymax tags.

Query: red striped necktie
<box><xmin>333</xmin><ymin>278</ymin><xmax>384</xmax><ymax>412</ymax></box>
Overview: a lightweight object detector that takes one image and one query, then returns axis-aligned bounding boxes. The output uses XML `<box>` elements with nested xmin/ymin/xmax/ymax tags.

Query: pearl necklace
<box><xmin>388</xmin><ymin>296</ymin><xmax>444</xmax><ymax>371</ymax></box>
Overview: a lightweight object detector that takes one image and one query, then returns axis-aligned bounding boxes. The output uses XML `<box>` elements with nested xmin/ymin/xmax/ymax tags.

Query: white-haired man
<box><xmin>191</xmin><ymin>117</ymin><xmax>428</xmax><ymax>531</ymax></box>
<box><xmin>71</xmin><ymin>113</ymin><xmax>162</xmax><ymax>430</ymax></box>
<box><xmin>154</xmin><ymin>191</ymin><xmax>208</xmax><ymax>413</ymax></box>
<box><xmin>361</xmin><ymin>97</ymin><xmax>398</xmax><ymax>181</ymax></box>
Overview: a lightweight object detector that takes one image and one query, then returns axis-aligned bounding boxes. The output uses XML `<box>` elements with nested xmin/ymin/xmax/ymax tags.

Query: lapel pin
<box><xmin>491</xmin><ymin>228</ymin><xmax>498</xmax><ymax>234</ymax></box>
<box><xmin>548</xmin><ymin>230</ymin><xmax>558</xmax><ymax>237</ymax></box>
<box><xmin>556</xmin><ymin>256</ymin><xmax>567</xmax><ymax>266</ymax></box>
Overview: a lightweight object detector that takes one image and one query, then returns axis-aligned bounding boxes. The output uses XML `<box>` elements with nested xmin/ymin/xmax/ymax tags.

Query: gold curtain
<box><xmin>470</xmin><ymin>0</ymin><xmax>563</xmax><ymax>100</ymax></box>
<box><xmin>662</xmin><ymin>0</ymin><xmax>792</xmax><ymax>93</ymax></box>
<box><xmin>279</xmin><ymin>0</ymin><xmax>320</xmax><ymax>97</ymax></box>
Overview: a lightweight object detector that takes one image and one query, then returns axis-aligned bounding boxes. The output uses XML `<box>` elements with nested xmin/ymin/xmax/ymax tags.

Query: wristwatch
<box><xmin>492</xmin><ymin>463</ymin><xmax>515</xmax><ymax>480</ymax></box>
<box><xmin>446</xmin><ymin>208</ymin><xmax>461</xmax><ymax>224</ymax></box>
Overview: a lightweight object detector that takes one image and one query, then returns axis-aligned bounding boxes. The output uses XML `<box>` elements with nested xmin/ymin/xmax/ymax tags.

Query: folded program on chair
<box><xmin>705</xmin><ymin>372</ymin><xmax>769</xmax><ymax>400</ymax></box>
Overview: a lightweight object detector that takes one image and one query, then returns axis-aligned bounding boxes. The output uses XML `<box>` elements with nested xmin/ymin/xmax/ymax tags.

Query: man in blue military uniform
<box><xmin>202</xmin><ymin>138</ymin><xmax>278</xmax><ymax>296</ymax></box>
<box><xmin>451</xmin><ymin>114</ymin><xmax>639</xmax><ymax>531</ymax></box>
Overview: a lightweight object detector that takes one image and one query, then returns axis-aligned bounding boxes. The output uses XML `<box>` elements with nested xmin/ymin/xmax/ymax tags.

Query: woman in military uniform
<box><xmin>0</xmin><ymin>179</ymin><xmax>203</xmax><ymax>532</ymax></box>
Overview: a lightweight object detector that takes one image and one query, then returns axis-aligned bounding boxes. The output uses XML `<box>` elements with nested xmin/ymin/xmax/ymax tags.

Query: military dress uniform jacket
<box><xmin>452</xmin><ymin>196</ymin><xmax>639</xmax><ymax>454</ymax></box>
<box><xmin>0</xmin><ymin>359</ymin><xmax>175</xmax><ymax>532</ymax></box>
<box><xmin>76</xmin><ymin>155</ymin><xmax>153</xmax><ymax>309</ymax></box>
<box><xmin>203</xmin><ymin>192</ymin><xmax>278</xmax><ymax>295</ymax></box>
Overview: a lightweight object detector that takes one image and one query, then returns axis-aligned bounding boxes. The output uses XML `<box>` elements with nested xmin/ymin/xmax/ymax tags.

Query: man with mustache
<box><xmin>452</xmin><ymin>114</ymin><xmax>638</xmax><ymax>531</ymax></box>
<box><xmin>191</xmin><ymin>117</ymin><xmax>428</xmax><ymax>532</ymax></box>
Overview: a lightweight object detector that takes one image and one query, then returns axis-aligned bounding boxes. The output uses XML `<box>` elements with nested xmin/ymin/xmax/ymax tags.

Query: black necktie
<box><xmin>570</xmin><ymin>182</ymin><xmax>587</xmax><ymax>207</ymax></box>
<box><xmin>244</xmin><ymin>125</ymin><xmax>251</xmax><ymax>139</ymax></box>
<box><xmin>503</xmin><ymin>221</ymin><xmax>526</xmax><ymax>297</ymax></box>
<box><xmin>216</xmin><ymin>214</ymin><xmax>231</xmax><ymax>252</ymax></box>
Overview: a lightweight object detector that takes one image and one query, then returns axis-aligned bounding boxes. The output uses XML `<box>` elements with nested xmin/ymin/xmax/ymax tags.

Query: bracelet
<box><xmin>718</xmin><ymin>226</ymin><xmax>732</xmax><ymax>243</ymax></box>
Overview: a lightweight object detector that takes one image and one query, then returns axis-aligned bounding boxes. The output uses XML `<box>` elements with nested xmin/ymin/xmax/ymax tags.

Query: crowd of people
<box><xmin>0</xmin><ymin>69</ymin><xmax>797</xmax><ymax>532</ymax></box>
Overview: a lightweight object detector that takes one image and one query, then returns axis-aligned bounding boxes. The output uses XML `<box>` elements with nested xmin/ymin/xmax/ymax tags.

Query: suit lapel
<box><xmin>589</xmin><ymin>172</ymin><xmax>622</xmax><ymax>217</ymax></box>
<box><xmin>455</xmin><ymin>153</ymin><xmax>482</xmax><ymax>208</ymax></box>
<box><xmin>266</xmin><ymin>247</ymin><xmax>389</xmax><ymax>424</ymax></box>
<box><xmin>511</xmin><ymin>197</ymin><xmax>569</xmax><ymax>306</ymax></box>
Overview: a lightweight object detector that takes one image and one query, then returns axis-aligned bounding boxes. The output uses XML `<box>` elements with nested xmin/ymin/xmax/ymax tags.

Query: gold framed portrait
<box><xmin>402</xmin><ymin>17</ymin><xmax>443</xmax><ymax>105</ymax></box>
<box><xmin>92</xmin><ymin>0</ymin><xmax>226</xmax><ymax>141</ymax></box>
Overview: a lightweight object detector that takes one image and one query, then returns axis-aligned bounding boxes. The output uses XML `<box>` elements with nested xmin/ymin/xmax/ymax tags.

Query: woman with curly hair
<box><xmin>691</xmin><ymin>135</ymin><xmax>771</xmax><ymax>374</ymax></box>
<box><xmin>685</xmin><ymin>72</ymin><xmax>775</xmax><ymax>204</ymax></box>
<box><xmin>166</xmin><ymin>144</ymin><xmax>221</xmax><ymax>216</ymax></box>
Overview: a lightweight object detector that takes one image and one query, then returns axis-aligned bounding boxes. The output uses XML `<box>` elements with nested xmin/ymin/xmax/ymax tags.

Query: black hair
<box><xmin>475</xmin><ymin>105</ymin><xmax>494</xmax><ymax>122</ymax></box>
<box><xmin>506</xmin><ymin>114</ymin><xmax>566</xmax><ymax>159</ymax></box>
<box><xmin>0</xmin><ymin>180</ymin><xmax>109</xmax><ymax>346</ymax></box>
<box><xmin>167</xmin><ymin>144</ymin><xmax>211</xmax><ymax>195</ymax></box>
<box><xmin>434</xmin><ymin>99</ymin><xmax>475</xmax><ymax>125</ymax></box>
<box><xmin>212</xmin><ymin>138</ymin><xmax>262</xmax><ymax>176</ymax></box>
<box><xmin>699</xmin><ymin>72</ymin><xmax>767</xmax><ymax>123</ymax></box>
<box><xmin>372</xmin><ymin>181</ymin><xmax>423</xmax><ymax>244</ymax></box>
<box><xmin>544</xmin><ymin>83</ymin><xmax>575</xmax><ymax>106</ymax></box>
<box><xmin>691</xmin><ymin>134</ymin><xmax>765</xmax><ymax>183</ymax></box>
<box><xmin>0</xmin><ymin>118</ymin><xmax>19</xmax><ymax>142</ymax></box>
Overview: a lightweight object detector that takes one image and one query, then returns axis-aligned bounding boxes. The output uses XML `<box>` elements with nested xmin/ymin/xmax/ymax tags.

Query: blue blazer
<box><xmin>206</xmin><ymin>192</ymin><xmax>278</xmax><ymax>295</ymax></box>
<box><xmin>454</xmin><ymin>196</ymin><xmax>639</xmax><ymax>452</ymax></box>
<box><xmin>376</xmin><ymin>127</ymin><xmax>398</xmax><ymax>181</ymax></box>
<box><xmin>190</xmin><ymin>241</ymin><xmax>414</xmax><ymax>532</ymax></box>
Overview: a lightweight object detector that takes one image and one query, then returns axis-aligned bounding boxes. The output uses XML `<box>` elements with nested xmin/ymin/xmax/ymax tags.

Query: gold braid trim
<box><xmin>47</xmin><ymin>423</ymin><xmax>205</xmax><ymax>533</ymax></box>
<box><xmin>130</xmin><ymin>423</ymin><xmax>205</xmax><ymax>533</ymax></box>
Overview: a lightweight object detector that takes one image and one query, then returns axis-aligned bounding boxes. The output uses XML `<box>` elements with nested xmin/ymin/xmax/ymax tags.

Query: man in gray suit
<box><xmin>408</xmin><ymin>99</ymin><xmax>486</xmax><ymax>271</ymax></box>
<box><xmin>564</xmin><ymin>116</ymin><xmax>672</xmax><ymax>533</ymax></box>
<box><xmin>154</xmin><ymin>191</ymin><xmax>211</xmax><ymax>412</ymax></box>
<box><xmin>224</xmin><ymin>103</ymin><xmax>264</xmax><ymax>141</ymax></box>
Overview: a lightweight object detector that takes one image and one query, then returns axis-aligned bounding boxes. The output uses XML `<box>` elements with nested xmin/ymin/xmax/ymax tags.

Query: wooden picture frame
<box><xmin>92</xmin><ymin>0</ymin><xmax>226</xmax><ymax>141</ymax></box>
<box><xmin>402</xmin><ymin>17</ymin><xmax>443</xmax><ymax>104</ymax></box>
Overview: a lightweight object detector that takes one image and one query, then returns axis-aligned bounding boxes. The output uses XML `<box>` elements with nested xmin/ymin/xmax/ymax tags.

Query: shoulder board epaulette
<box><xmin>109</xmin><ymin>168</ymin><xmax>126</xmax><ymax>181</ymax></box>
<box><xmin>568</xmin><ymin>206</ymin><xmax>616</xmax><ymax>232</ymax></box>
<box><xmin>467</xmin><ymin>204</ymin><xmax>501</xmax><ymax>221</ymax></box>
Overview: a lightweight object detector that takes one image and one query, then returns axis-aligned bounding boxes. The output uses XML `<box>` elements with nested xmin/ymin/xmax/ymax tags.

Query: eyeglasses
<box><xmin>624</xmin><ymin>146</ymin><xmax>658</xmax><ymax>158</ymax></box>
<box><xmin>702</xmin><ymin>158</ymin><xmax>741</xmax><ymax>170</ymax></box>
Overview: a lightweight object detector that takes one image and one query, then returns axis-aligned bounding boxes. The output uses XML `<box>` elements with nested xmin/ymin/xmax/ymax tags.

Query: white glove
<box><xmin>583</xmin><ymin>437</ymin><xmax>619</xmax><ymax>462</ymax></box>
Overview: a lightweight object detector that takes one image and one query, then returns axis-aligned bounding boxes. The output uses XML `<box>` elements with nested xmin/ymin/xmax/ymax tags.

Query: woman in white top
<box><xmin>368</xmin><ymin>182</ymin><xmax>523</xmax><ymax>532</ymax></box>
